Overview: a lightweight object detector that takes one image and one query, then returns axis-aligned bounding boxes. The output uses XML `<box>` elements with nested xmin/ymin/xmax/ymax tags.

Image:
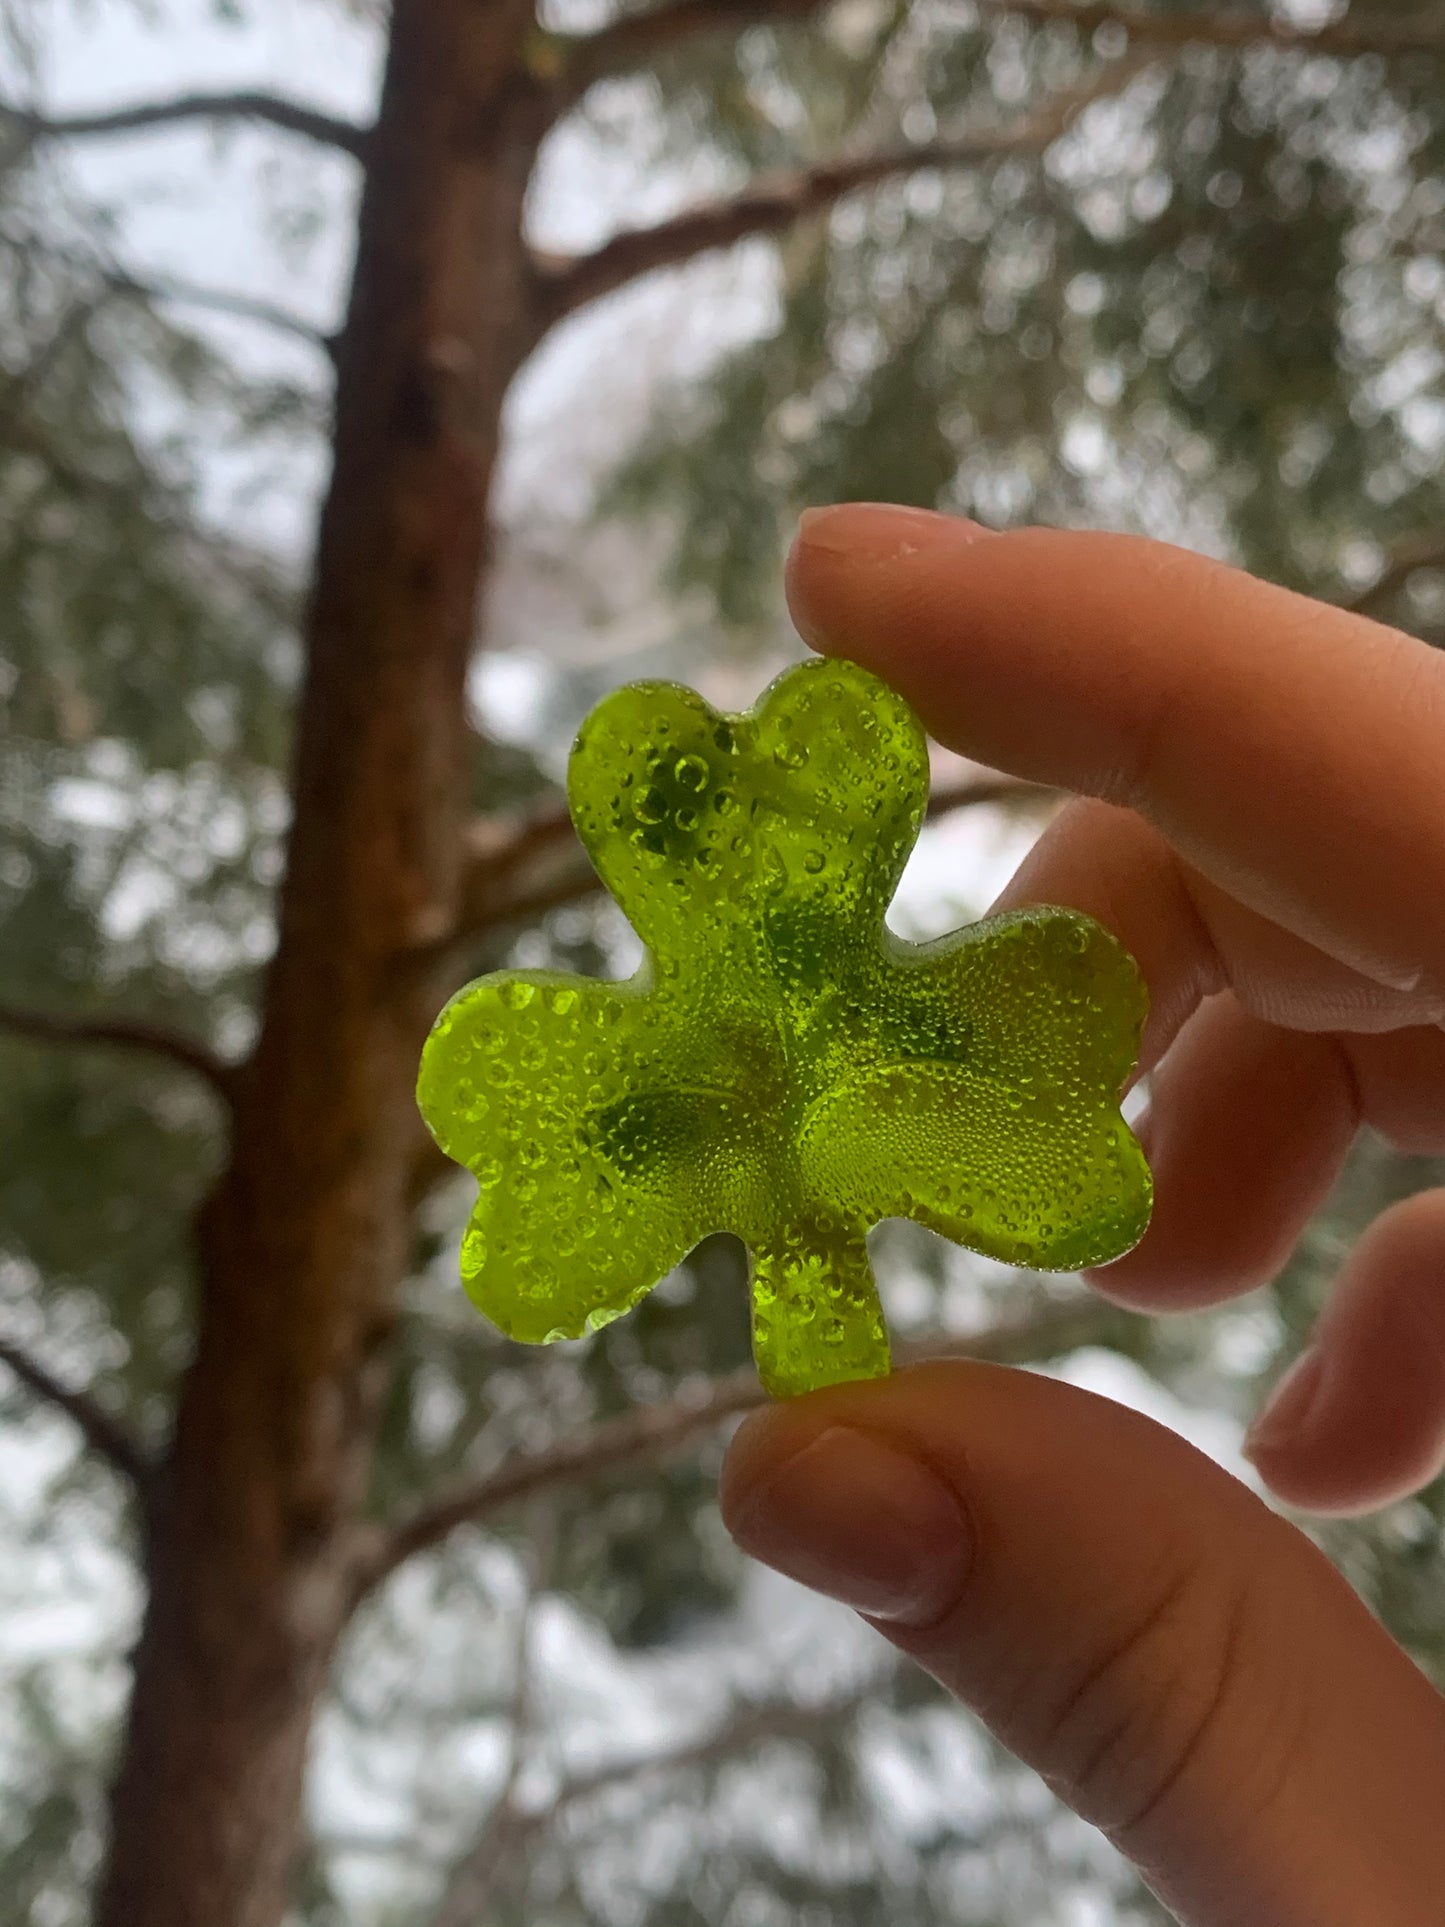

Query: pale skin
<box><xmin>719</xmin><ymin>502</ymin><xmax>1445</xmax><ymax>1927</ymax></box>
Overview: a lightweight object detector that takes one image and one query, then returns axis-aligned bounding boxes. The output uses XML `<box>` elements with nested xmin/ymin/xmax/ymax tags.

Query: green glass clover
<box><xmin>418</xmin><ymin>658</ymin><xmax>1152</xmax><ymax>1399</ymax></box>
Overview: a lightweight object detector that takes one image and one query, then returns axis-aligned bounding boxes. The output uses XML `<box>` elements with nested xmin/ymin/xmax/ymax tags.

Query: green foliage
<box><xmin>0</xmin><ymin>192</ymin><xmax>296</xmax><ymax>1421</ymax></box>
<box><xmin>605</xmin><ymin>25</ymin><xmax>1445</xmax><ymax>641</ymax></box>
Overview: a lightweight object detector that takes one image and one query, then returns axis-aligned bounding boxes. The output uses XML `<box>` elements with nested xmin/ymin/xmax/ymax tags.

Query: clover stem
<box><xmin>748</xmin><ymin>1215</ymin><xmax>891</xmax><ymax>1399</ymax></box>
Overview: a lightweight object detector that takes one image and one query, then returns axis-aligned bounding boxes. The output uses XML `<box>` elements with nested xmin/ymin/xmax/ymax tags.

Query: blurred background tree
<box><xmin>0</xmin><ymin>1</ymin><xmax>1442</xmax><ymax>1922</ymax></box>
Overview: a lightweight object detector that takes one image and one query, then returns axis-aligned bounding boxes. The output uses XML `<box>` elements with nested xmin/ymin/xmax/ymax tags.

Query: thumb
<box><xmin>719</xmin><ymin>1361</ymin><xmax>1445</xmax><ymax>1927</ymax></box>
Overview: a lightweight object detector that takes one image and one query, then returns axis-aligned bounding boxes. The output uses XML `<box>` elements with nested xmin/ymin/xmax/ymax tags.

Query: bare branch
<box><xmin>508</xmin><ymin>1678</ymin><xmax>883</xmax><ymax>1856</ymax></box>
<box><xmin>456</xmin><ymin>803</ymin><xmax>580</xmax><ymax>934</ymax></box>
<box><xmin>109</xmin><ymin>268</ymin><xmax>334</xmax><ymax>355</ymax></box>
<box><xmin>352</xmin><ymin>1295</ymin><xmax>1142</xmax><ymax>1603</ymax></box>
<box><xmin>0</xmin><ymin>225</ymin><xmax>335</xmax><ymax>356</ymax></box>
<box><xmin>98</xmin><ymin>262</ymin><xmax>332</xmax><ymax>354</ymax></box>
<box><xmin>534</xmin><ymin>63</ymin><xmax>1143</xmax><ymax>326</ymax></box>
<box><xmin>339</xmin><ymin>1677</ymin><xmax>888</xmax><ymax>1882</ymax></box>
<box><xmin>986</xmin><ymin>1</ymin><xmax>1445</xmax><ymax>61</ymax></box>
<box><xmin>1343</xmin><ymin>530</ymin><xmax>1445</xmax><ymax>619</ymax></box>
<box><xmin>0</xmin><ymin>1002</ymin><xmax>235</xmax><ymax>1102</ymax></box>
<box><xmin>0</xmin><ymin>89</ymin><xmax>369</xmax><ymax>159</ymax></box>
<box><xmin>0</xmin><ymin>1333</ymin><xmax>152</xmax><ymax>1487</ymax></box>
<box><xmin>558</xmin><ymin>0</ymin><xmax>830</xmax><ymax>98</ymax></box>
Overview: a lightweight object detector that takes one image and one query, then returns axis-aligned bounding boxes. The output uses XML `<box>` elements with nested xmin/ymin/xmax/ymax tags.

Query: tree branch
<box><xmin>503</xmin><ymin>1678</ymin><xmax>883</xmax><ymax>1855</ymax></box>
<box><xmin>0</xmin><ymin>226</ymin><xmax>336</xmax><ymax>356</ymax></box>
<box><xmin>0</xmin><ymin>90</ymin><xmax>369</xmax><ymax>160</ymax></box>
<box><xmin>106</xmin><ymin>266</ymin><xmax>335</xmax><ymax>355</ymax></box>
<box><xmin>0</xmin><ymin>1333</ymin><xmax>152</xmax><ymax>1487</ymax></box>
<box><xmin>531</xmin><ymin>61</ymin><xmax>1146</xmax><ymax>326</ymax></box>
<box><xmin>557</xmin><ymin>0</ymin><xmax>830</xmax><ymax>98</ymax></box>
<box><xmin>538</xmin><ymin>1</ymin><xmax>1443</xmax><ymax>318</ymax></box>
<box><xmin>986</xmin><ymin>1</ymin><xmax>1445</xmax><ymax>61</ymax></box>
<box><xmin>551</xmin><ymin>0</ymin><xmax>1439</xmax><ymax>114</ymax></box>
<box><xmin>99</xmin><ymin>261</ymin><xmax>332</xmax><ymax>354</ymax></box>
<box><xmin>457</xmin><ymin>802</ymin><xmax>579</xmax><ymax>931</ymax></box>
<box><xmin>351</xmin><ymin>1294</ymin><xmax>1143</xmax><ymax>1603</ymax></box>
<box><xmin>0</xmin><ymin>1002</ymin><xmax>235</xmax><ymax>1102</ymax></box>
<box><xmin>336</xmin><ymin>1676</ymin><xmax>889</xmax><ymax>1880</ymax></box>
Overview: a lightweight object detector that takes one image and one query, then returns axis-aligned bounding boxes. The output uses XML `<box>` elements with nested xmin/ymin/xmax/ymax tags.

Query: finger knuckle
<box><xmin>1033</xmin><ymin>1548</ymin><xmax>1297</xmax><ymax>1852</ymax></box>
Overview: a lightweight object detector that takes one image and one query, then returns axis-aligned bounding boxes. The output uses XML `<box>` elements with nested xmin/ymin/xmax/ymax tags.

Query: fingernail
<box><xmin>795</xmin><ymin>503</ymin><xmax>994</xmax><ymax>562</ymax></box>
<box><xmin>1244</xmin><ymin>1347</ymin><xmax>1326</xmax><ymax>1461</ymax></box>
<box><xmin>723</xmin><ymin>1425</ymin><xmax>972</xmax><ymax>1627</ymax></box>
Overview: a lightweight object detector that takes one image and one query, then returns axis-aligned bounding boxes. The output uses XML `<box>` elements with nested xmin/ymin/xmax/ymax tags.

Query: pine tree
<box><xmin>0</xmin><ymin>4</ymin><xmax>1442</xmax><ymax>1923</ymax></box>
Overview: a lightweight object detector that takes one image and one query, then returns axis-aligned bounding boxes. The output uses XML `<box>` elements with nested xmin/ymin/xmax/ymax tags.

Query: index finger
<box><xmin>787</xmin><ymin>505</ymin><xmax>1445</xmax><ymax>1001</ymax></box>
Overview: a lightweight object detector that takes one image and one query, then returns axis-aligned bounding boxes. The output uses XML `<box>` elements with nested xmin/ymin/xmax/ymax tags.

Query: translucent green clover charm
<box><xmin>418</xmin><ymin>658</ymin><xmax>1151</xmax><ymax>1398</ymax></box>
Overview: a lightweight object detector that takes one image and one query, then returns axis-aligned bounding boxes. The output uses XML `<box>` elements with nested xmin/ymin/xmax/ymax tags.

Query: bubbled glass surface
<box><xmin>417</xmin><ymin>658</ymin><xmax>1152</xmax><ymax>1398</ymax></box>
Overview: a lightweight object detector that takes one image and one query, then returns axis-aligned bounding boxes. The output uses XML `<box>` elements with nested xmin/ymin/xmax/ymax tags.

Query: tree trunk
<box><xmin>96</xmin><ymin>5</ymin><xmax>542</xmax><ymax>1921</ymax></box>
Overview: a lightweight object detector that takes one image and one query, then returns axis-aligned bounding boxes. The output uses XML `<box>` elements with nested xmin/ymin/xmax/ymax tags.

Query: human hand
<box><xmin>720</xmin><ymin>504</ymin><xmax>1445</xmax><ymax>1927</ymax></box>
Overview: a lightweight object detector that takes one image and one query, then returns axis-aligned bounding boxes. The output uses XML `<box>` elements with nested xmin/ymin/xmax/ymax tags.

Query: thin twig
<box><xmin>0</xmin><ymin>1002</ymin><xmax>235</xmax><ymax>1102</ymax></box>
<box><xmin>0</xmin><ymin>89</ymin><xmax>369</xmax><ymax>159</ymax></box>
<box><xmin>351</xmin><ymin>1295</ymin><xmax>1143</xmax><ymax>1604</ymax></box>
<box><xmin>328</xmin><ymin>1676</ymin><xmax>889</xmax><ymax>1870</ymax></box>
<box><xmin>0</xmin><ymin>224</ymin><xmax>333</xmax><ymax>353</ymax></box>
<box><xmin>532</xmin><ymin>60</ymin><xmax>1148</xmax><ymax>325</ymax></box>
<box><xmin>0</xmin><ymin>1333</ymin><xmax>152</xmax><ymax>1487</ymax></box>
<box><xmin>511</xmin><ymin>1678</ymin><xmax>884</xmax><ymax>1847</ymax></box>
<box><xmin>104</xmin><ymin>265</ymin><xmax>335</xmax><ymax>356</ymax></box>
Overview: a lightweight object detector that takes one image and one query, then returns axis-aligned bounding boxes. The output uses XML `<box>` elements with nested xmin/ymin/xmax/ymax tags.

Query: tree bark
<box><xmin>95</xmin><ymin>4</ymin><xmax>541</xmax><ymax>1922</ymax></box>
